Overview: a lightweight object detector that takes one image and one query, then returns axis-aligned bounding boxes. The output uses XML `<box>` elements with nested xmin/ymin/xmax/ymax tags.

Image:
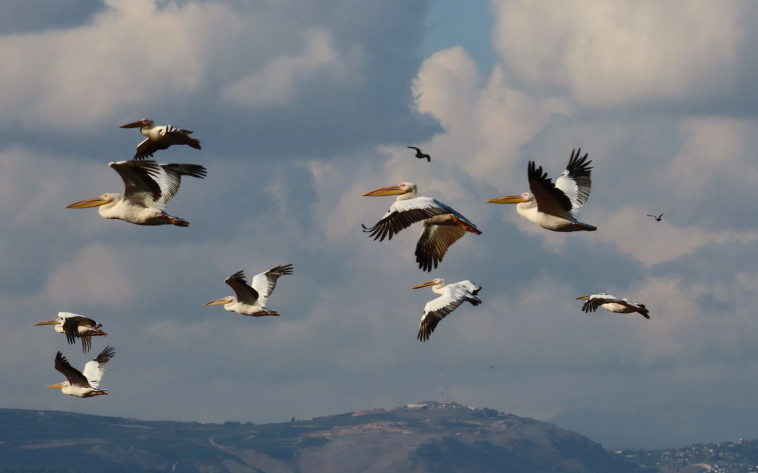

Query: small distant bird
<box><xmin>413</xmin><ymin>278</ymin><xmax>482</xmax><ymax>341</ymax></box>
<box><xmin>205</xmin><ymin>264</ymin><xmax>293</xmax><ymax>316</ymax></box>
<box><xmin>362</xmin><ymin>182</ymin><xmax>481</xmax><ymax>271</ymax></box>
<box><xmin>47</xmin><ymin>346</ymin><xmax>116</xmax><ymax>398</ymax></box>
<box><xmin>120</xmin><ymin>118</ymin><xmax>201</xmax><ymax>160</ymax></box>
<box><xmin>647</xmin><ymin>213</ymin><xmax>664</xmax><ymax>222</ymax></box>
<box><xmin>34</xmin><ymin>312</ymin><xmax>107</xmax><ymax>353</ymax></box>
<box><xmin>65</xmin><ymin>160</ymin><xmax>206</xmax><ymax>226</ymax></box>
<box><xmin>487</xmin><ymin>148</ymin><xmax>596</xmax><ymax>232</ymax></box>
<box><xmin>408</xmin><ymin>146</ymin><xmax>431</xmax><ymax>162</ymax></box>
<box><xmin>575</xmin><ymin>293</ymin><xmax>650</xmax><ymax>319</ymax></box>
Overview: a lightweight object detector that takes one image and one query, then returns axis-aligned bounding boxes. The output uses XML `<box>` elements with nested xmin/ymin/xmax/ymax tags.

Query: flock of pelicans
<box><xmin>34</xmin><ymin>119</ymin><xmax>656</xmax><ymax>398</ymax></box>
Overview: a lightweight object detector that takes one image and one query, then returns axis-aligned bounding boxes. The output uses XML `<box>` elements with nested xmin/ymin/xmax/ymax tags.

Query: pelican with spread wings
<box><xmin>575</xmin><ymin>293</ymin><xmax>650</xmax><ymax>319</ymax></box>
<box><xmin>65</xmin><ymin>160</ymin><xmax>206</xmax><ymax>226</ymax></box>
<box><xmin>487</xmin><ymin>148</ymin><xmax>596</xmax><ymax>232</ymax></box>
<box><xmin>205</xmin><ymin>264</ymin><xmax>293</xmax><ymax>316</ymax></box>
<box><xmin>362</xmin><ymin>182</ymin><xmax>481</xmax><ymax>271</ymax></box>
<box><xmin>47</xmin><ymin>346</ymin><xmax>116</xmax><ymax>398</ymax></box>
<box><xmin>412</xmin><ymin>278</ymin><xmax>482</xmax><ymax>341</ymax></box>
<box><xmin>34</xmin><ymin>312</ymin><xmax>107</xmax><ymax>353</ymax></box>
<box><xmin>120</xmin><ymin>118</ymin><xmax>201</xmax><ymax>160</ymax></box>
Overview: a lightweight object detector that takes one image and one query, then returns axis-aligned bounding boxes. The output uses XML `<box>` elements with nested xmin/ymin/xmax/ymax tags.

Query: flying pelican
<box><xmin>407</xmin><ymin>146</ymin><xmax>431</xmax><ymax>162</ymax></box>
<box><xmin>362</xmin><ymin>182</ymin><xmax>482</xmax><ymax>271</ymax></box>
<box><xmin>647</xmin><ymin>213</ymin><xmax>664</xmax><ymax>222</ymax></box>
<box><xmin>205</xmin><ymin>264</ymin><xmax>293</xmax><ymax>316</ymax></box>
<box><xmin>575</xmin><ymin>293</ymin><xmax>650</xmax><ymax>319</ymax></box>
<box><xmin>65</xmin><ymin>160</ymin><xmax>206</xmax><ymax>227</ymax></box>
<box><xmin>486</xmin><ymin>148</ymin><xmax>596</xmax><ymax>232</ymax></box>
<box><xmin>47</xmin><ymin>346</ymin><xmax>116</xmax><ymax>398</ymax></box>
<box><xmin>34</xmin><ymin>312</ymin><xmax>107</xmax><ymax>353</ymax></box>
<box><xmin>412</xmin><ymin>279</ymin><xmax>482</xmax><ymax>341</ymax></box>
<box><xmin>120</xmin><ymin>118</ymin><xmax>201</xmax><ymax>160</ymax></box>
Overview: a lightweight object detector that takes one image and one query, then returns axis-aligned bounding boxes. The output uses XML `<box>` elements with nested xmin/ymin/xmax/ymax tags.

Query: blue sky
<box><xmin>2</xmin><ymin>0</ymin><xmax>758</xmax><ymax>449</ymax></box>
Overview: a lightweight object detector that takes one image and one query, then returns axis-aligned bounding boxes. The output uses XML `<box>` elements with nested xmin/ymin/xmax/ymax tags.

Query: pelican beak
<box><xmin>65</xmin><ymin>197</ymin><xmax>110</xmax><ymax>209</ymax></box>
<box><xmin>204</xmin><ymin>299</ymin><xmax>227</xmax><ymax>306</ymax></box>
<box><xmin>119</xmin><ymin>119</ymin><xmax>147</xmax><ymax>128</ymax></box>
<box><xmin>46</xmin><ymin>383</ymin><xmax>65</xmax><ymax>389</ymax></box>
<box><xmin>575</xmin><ymin>295</ymin><xmax>591</xmax><ymax>300</ymax></box>
<box><xmin>363</xmin><ymin>185</ymin><xmax>406</xmax><ymax>197</ymax></box>
<box><xmin>34</xmin><ymin>320</ymin><xmax>58</xmax><ymax>326</ymax></box>
<box><xmin>486</xmin><ymin>195</ymin><xmax>528</xmax><ymax>204</ymax></box>
<box><xmin>412</xmin><ymin>280</ymin><xmax>437</xmax><ymax>289</ymax></box>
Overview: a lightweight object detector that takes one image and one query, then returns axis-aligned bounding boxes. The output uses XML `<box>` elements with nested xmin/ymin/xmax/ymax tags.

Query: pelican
<box><xmin>120</xmin><ymin>118</ymin><xmax>201</xmax><ymax>160</ymax></box>
<box><xmin>34</xmin><ymin>312</ymin><xmax>107</xmax><ymax>353</ymax></box>
<box><xmin>486</xmin><ymin>148</ymin><xmax>596</xmax><ymax>232</ymax></box>
<box><xmin>65</xmin><ymin>160</ymin><xmax>206</xmax><ymax>226</ymax></box>
<box><xmin>408</xmin><ymin>146</ymin><xmax>431</xmax><ymax>162</ymax></box>
<box><xmin>575</xmin><ymin>293</ymin><xmax>650</xmax><ymax>319</ymax></box>
<box><xmin>47</xmin><ymin>346</ymin><xmax>115</xmax><ymax>398</ymax></box>
<box><xmin>412</xmin><ymin>279</ymin><xmax>482</xmax><ymax>341</ymax></box>
<box><xmin>647</xmin><ymin>213</ymin><xmax>664</xmax><ymax>222</ymax></box>
<box><xmin>362</xmin><ymin>182</ymin><xmax>482</xmax><ymax>271</ymax></box>
<box><xmin>205</xmin><ymin>264</ymin><xmax>293</xmax><ymax>316</ymax></box>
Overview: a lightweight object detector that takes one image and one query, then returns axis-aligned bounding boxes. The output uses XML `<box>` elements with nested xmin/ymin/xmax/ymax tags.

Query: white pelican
<box><xmin>575</xmin><ymin>293</ymin><xmax>650</xmax><ymax>319</ymax></box>
<box><xmin>120</xmin><ymin>118</ymin><xmax>201</xmax><ymax>160</ymax></box>
<box><xmin>47</xmin><ymin>346</ymin><xmax>115</xmax><ymax>398</ymax></box>
<box><xmin>486</xmin><ymin>148</ymin><xmax>596</xmax><ymax>232</ymax></box>
<box><xmin>205</xmin><ymin>264</ymin><xmax>293</xmax><ymax>317</ymax></box>
<box><xmin>408</xmin><ymin>146</ymin><xmax>430</xmax><ymax>162</ymax></box>
<box><xmin>647</xmin><ymin>213</ymin><xmax>664</xmax><ymax>222</ymax></box>
<box><xmin>34</xmin><ymin>312</ymin><xmax>107</xmax><ymax>353</ymax></box>
<box><xmin>362</xmin><ymin>182</ymin><xmax>482</xmax><ymax>271</ymax></box>
<box><xmin>65</xmin><ymin>160</ymin><xmax>206</xmax><ymax>227</ymax></box>
<box><xmin>412</xmin><ymin>278</ymin><xmax>482</xmax><ymax>341</ymax></box>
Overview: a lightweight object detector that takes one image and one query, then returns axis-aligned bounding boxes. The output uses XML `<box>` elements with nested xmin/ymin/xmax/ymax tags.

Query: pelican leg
<box><xmin>452</xmin><ymin>216</ymin><xmax>482</xmax><ymax>235</ymax></box>
<box><xmin>160</xmin><ymin>213</ymin><xmax>189</xmax><ymax>227</ymax></box>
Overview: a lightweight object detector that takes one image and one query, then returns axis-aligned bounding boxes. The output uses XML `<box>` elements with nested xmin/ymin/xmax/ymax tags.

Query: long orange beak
<box><xmin>363</xmin><ymin>185</ymin><xmax>406</xmax><ymax>197</ymax></box>
<box><xmin>34</xmin><ymin>320</ymin><xmax>59</xmax><ymax>326</ymax></box>
<box><xmin>65</xmin><ymin>197</ymin><xmax>110</xmax><ymax>209</ymax></box>
<box><xmin>486</xmin><ymin>195</ymin><xmax>528</xmax><ymax>204</ymax></box>
<box><xmin>575</xmin><ymin>295</ymin><xmax>591</xmax><ymax>300</ymax></box>
<box><xmin>120</xmin><ymin>119</ymin><xmax>147</xmax><ymax>128</ymax></box>
<box><xmin>205</xmin><ymin>299</ymin><xmax>228</xmax><ymax>306</ymax></box>
<box><xmin>412</xmin><ymin>280</ymin><xmax>437</xmax><ymax>289</ymax></box>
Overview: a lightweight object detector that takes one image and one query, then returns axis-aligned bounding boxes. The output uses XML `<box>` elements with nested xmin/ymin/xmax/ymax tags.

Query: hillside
<box><xmin>0</xmin><ymin>402</ymin><xmax>651</xmax><ymax>473</ymax></box>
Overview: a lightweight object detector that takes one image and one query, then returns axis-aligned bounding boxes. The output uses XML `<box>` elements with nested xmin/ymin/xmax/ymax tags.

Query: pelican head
<box><xmin>119</xmin><ymin>118</ymin><xmax>153</xmax><ymax>129</ymax></box>
<box><xmin>412</xmin><ymin>278</ymin><xmax>445</xmax><ymax>289</ymax></box>
<box><xmin>486</xmin><ymin>192</ymin><xmax>533</xmax><ymax>204</ymax></box>
<box><xmin>65</xmin><ymin>193</ymin><xmax>119</xmax><ymax>209</ymax></box>
<box><xmin>205</xmin><ymin>296</ymin><xmax>235</xmax><ymax>307</ymax></box>
<box><xmin>363</xmin><ymin>182</ymin><xmax>417</xmax><ymax>199</ymax></box>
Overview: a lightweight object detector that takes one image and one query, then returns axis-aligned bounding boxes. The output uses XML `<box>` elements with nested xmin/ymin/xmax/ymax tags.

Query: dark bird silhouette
<box><xmin>647</xmin><ymin>213</ymin><xmax>663</xmax><ymax>222</ymax></box>
<box><xmin>408</xmin><ymin>146</ymin><xmax>431</xmax><ymax>162</ymax></box>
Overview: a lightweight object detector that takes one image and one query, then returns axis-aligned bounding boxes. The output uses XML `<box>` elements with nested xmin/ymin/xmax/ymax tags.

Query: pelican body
<box><xmin>35</xmin><ymin>312</ymin><xmax>107</xmax><ymax>353</ymax></box>
<box><xmin>65</xmin><ymin>160</ymin><xmax>206</xmax><ymax>226</ymax></box>
<box><xmin>362</xmin><ymin>182</ymin><xmax>481</xmax><ymax>271</ymax></box>
<box><xmin>120</xmin><ymin>118</ymin><xmax>201</xmax><ymax>160</ymax></box>
<box><xmin>206</xmin><ymin>264</ymin><xmax>293</xmax><ymax>317</ymax></box>
<box><xmin>47</xmin><ymin>346</ymin><xmax>115</xmax><ymax>398</ymax></box>
<box><xmin>412</xmin><ymin>278</ymin><xmax>482</xmax><ymax>341</ymax></box>
<box><xmin>487</xmin><ymin>148</ymin><xmax>596</xmax><ymax>232</ymax></box>
<box><xmin>576</xmin><ymin>293</ymin><xmax>650</xmax><ymax>319</ymax></box>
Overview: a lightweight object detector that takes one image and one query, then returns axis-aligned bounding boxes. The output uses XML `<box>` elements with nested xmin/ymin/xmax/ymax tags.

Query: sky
<box><xmin>2</xmin><ymin>0</ymin><xmax>758</xmax><ymax>449</ymax></box>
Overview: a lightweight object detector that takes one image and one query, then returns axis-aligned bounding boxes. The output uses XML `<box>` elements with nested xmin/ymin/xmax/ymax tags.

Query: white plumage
<box><xmin>575</xmin><ymin>293</ymin><xmax>650</xmax><ymax>319</ymax></box>
<box><xmin>47</xmin><ymin>346</ymin><xmax>116</xmax><ymax>398</ymax></box>
<box><xmin>362</xmin><ymin>182</ymin><xmax>481</xmax><ymax>271</ymax></box>
<box><xmin>34</xmin><ymin>312</ymin><xmax>107</xmax><ymax>353</ymax></box>
<box><xmin>205</xmin><ymin>264</ymin><xmax>293</xmax><ymax>316</ymax></box>
<box><xmin>412</xmin><ymin>278</ymin><xmax>482</xmax><ymax>341</ymax></box>
<box><xmin>487</xmin><ymin>148</ymin><xmax>596</xmax><ymax>232</ymax></box>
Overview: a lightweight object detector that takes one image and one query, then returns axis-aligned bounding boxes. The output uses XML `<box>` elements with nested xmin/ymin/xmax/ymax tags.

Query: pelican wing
<box><xmin>110</xmin><ymin>160</ymin><xmax>164</xmax><ymax>206</ymax></box>
<box><xmin>580</xmin><ymin>294</ymin><xmax>620</xmax><ymax>313</ymax></box>
<box><xmin>54</xmin><ymin>352</ymin><xmax>90</xmax><ymax>388</ymax></box>
<box><xmin>362</xmin><ymin>197</ymin><xmax>457</xmax><ymax>242</ymax></box>
<box><xmin>155</xmin><ymin>163</ymin><xmax>207</xmax><ymax>204</ymax></box>
<box><xmin>134</xmin><ymin>125</ymin><xmax>199</xmax><ymax>159</ymax></box>
<box><xmin>224</xmin><ymin>271</ymin><xmax>260</xmax><ymax>305</ymax></box>
<box><xmin>251</xmin><ymin>264</ymin><xmax>293</xmax><ymax>301</ymax></box>
<box><xmin>619</xmin><ymin>298</ymin><xmax>651</xmax><ymax>318</ymax></box>
<box><xmin>554</xmin><ymin>148</ymin><xmax>592</xmax><ymax>212</ymax></box>
<box><xmin>61</xmin><ymin>316</ymin><xmax>100</xmax><ymax>352</ymax></box>
<box><xmin>81</xmin><ymin>346</ymin><xmax>115</xmax><ymax>388</ymax></box>
<box><xmin>418</xmin><ymin>281</ymin><xmax>482</xmax><ymax>341</ymax></box>
<box><xmin>414</xmin><ymin>216</ymin><xmax>467</xmax><ymax>272</ymax></box>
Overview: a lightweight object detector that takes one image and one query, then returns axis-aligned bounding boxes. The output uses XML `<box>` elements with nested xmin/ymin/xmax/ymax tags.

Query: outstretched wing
<box><xmin>417</xmin><ymin>282</ymin><xmax>481</xmax><ymax>342</ymax></box>
<box><xmin>82</xmin><ymin>346</ymin><xmax>116</xmax><ymax>388</ymax></box>
<box><xmin>414</xmin><ymin>216</ymin><xmax>467</xmax><ymax>272</ymax></box>
<box><xmin>225</xmin><ymin>271</ymin><xmax>260</xmax><ymax>306</ymax></box>
<box><xmin>362</xmin><ymin>197</ymin><xmax>457</xmax><ymax>242</ymax></box>
<box><xmin>555</xmin><ymin>148</ymin><xmax>592</xmax><ymax>213</ymax></box>
<box><xmin>251</xmin><ymin>264</ymin><xmax>293</xmax><ymax>301</ymax></box>
<box><xmin>54</xmin><ymin>352</ymin><xmax>89</xmax><ymax>387</ymax></box>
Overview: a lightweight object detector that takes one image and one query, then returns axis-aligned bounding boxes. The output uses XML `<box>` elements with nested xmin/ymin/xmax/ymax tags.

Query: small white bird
<box><xmin>575</xmin><ymin>293</ymin><xmax>650</xmax><ymax>319</ymax></box>
<box><xmin>65</xmin><ymin>160</ymin><xmax>206</xmax><ymax>226</ymax></box>
<box><xmin>34</xmin><ymin>312</ymin><xmax>107</xmax><ymax>353</ymax></box>
<box><xmin>412</xmin><ymin>278</ymin><xmax>482</xmax><ymax>341</ymax></box>
<box><xmin>47</xmin><ymin>346</ymin><xmax>116</xmax><ymax>398</ymax></box>
<box><xmin>362</xmin><ymin>182</ymin><xmax>481</xmax><ymax>271</ymax></box>
<box><xmin>487</xmin><ymin>148</ymin><xmax>596</xmax><ymax>232</ymax></box>
<box><xmin>120</xmin><ymin>118</ymin><xmax>201</xmax><ymax>160</ymax></box>
<box><xmin>205</xmin><ymin>264</ymin><xmax>293</xmax><ymax>317</ymax></box>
